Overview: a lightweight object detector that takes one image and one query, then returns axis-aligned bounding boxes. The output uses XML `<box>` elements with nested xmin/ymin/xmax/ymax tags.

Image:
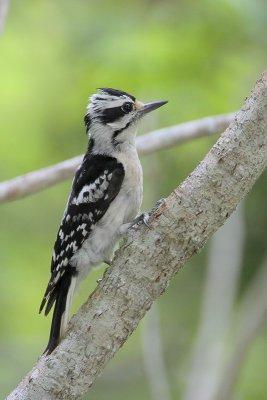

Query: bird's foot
<box><xmin>103</xmin><ymin>258</ymin><xmax>112</xmax><ymax>267</ymax></box>
<box><xmin>119</xmin><ymin>212</ymin><xmax>151</xmax><ymax>236</ymax></box>
<box><xmin>131</xmin><ymin>212</ymin><xmax>151</xmax><ymax>229</ymax></box>
<box><xmin>155</xmin><ymin>198</ymin><xmax>166</xmax><ymax>208</ymax></box>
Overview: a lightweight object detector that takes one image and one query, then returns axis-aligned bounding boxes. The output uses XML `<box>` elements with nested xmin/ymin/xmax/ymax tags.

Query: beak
<box><xmin>138</xmin><ymin>100</ymin><xmax>168</xmax><ymax>116</ymax></box>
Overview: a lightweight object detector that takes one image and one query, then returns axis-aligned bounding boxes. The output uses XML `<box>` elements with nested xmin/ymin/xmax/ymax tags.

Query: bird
<box><xmin>39</xmin><ymin>87</ymin><xmax>167</xmax><ymax>355</ymax></box>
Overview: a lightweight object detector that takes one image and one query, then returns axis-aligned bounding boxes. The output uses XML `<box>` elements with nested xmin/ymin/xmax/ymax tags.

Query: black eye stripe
<box><xmin>100</xmin><ymin>106</ymin><xmax>126</xmax><ymax>124</ymax></box>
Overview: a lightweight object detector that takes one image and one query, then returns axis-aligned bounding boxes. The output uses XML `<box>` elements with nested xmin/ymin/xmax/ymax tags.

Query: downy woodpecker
<box><xmin>39</xmin><ymin>88</ymin><xmax>167</xmax><ymax>354</ymax></box>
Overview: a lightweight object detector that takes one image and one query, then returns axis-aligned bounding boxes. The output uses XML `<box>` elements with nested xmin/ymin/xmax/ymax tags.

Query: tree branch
<box><xmin>6</xmin><ymin>72</ymin><xmax>267</xmax><ymax>400</ymax></box>
<box><xmin>0</xmin><ymin>0</ymin><xmax>9</xmax><ymax>34</ymax></box>
<box><xmin>141</xmin><ymin>304</ymin><xmax>172</xmax><ymax>400</ymax></box>
<box><xmin>0</xmin><ymin>113</ymin><xmax>234</xmax><ymax>204</ymax></box>
<box><xmin>215</xmin><ymin>254</ymin><xmax>267</xmax><ymax>400</ymax></box>
<box><xmin>183</xmin><ymin>204</ymin><xmax>245</xmax><ymax>400</ymax></box>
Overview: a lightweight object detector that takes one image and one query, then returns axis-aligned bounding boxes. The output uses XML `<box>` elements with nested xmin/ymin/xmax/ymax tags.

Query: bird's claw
<box><xmin>132</xmin><ymin>212</ymin><xmax>151</xmax><ymax>229</ymax></box>
<box><xmin>155</xmin><ymin>198</ymin><xmax>166</xmax><ymax>208</ymax></box>
<box><xmin>142</xmin><ymin>213</ymin><xmax>151</xmax><ymax>228</ymax></box>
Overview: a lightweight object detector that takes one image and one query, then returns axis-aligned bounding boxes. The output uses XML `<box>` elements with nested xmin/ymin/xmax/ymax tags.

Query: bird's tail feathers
<box><xmin>59</xmin><ymin>275</ymin><xmax>76</xmax><ymax>339</ymax></box>
<box><xmin>44</xmin><ymin>274</ymin><xmax>77</xmax><ymax>355</ymax></box>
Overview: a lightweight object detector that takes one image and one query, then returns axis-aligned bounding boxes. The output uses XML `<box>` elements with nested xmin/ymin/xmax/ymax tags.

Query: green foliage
<box><xmin>0</xmin><ymin>0</ymin><xmax>266</xmax><ymax>398</ymax></box>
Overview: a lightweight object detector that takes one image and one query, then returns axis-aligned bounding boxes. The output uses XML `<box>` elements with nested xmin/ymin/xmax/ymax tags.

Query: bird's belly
<box><xmin>70</xmin><ymin>189</ymin><xmax>139</xmax><ymax>281</ymax></box>
<box><xmin>123</xmin><ymin>187</ymin><xmax>142</xmax><ymax>222</ymax></box>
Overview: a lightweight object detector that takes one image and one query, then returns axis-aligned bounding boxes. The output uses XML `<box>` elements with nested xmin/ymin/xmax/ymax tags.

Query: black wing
<box><xmin>39</xmin><ymin>153</ymin><xmax>125</xmax><ymax>315</ymax></box>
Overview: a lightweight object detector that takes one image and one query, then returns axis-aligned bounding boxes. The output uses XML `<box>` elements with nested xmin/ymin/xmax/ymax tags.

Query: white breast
<box><xmin>116</xmin><ymin>145</ymin><xmax>143</xmax><ymax>222</ymax></box>
<box><xmin>71</xmin><ymin>145</ymin><xmax>143</xmax><ymax>281</ymax></box>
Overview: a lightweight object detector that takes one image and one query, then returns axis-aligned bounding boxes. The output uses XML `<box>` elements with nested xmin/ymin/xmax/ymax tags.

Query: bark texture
<box><xmin>6</xmin><ymin>72</ymin><xmax>267</xmax><ymax>400</ymax></box>
<box><xmin>0</xmin><ymin>113</ymin><xmax>234</xmax><ymax>204</ymax></box>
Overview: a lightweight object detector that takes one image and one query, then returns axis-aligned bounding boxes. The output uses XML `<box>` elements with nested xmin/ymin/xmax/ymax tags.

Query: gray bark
<box><xmin>0</xmin><ymin>113</ymin><xmax>234</xmax><ymax>204</ymax></box>
<box><xmin>6</xmin><ymin>72</ymin><xmax>267</xmax><ymax>400</ymax></box>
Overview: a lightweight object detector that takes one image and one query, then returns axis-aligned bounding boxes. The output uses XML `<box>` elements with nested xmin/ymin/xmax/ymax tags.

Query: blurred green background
<box><xmin>0</xmin><ymin>1</ymin><xmax>266</xmax><ymax>399</ymax></box>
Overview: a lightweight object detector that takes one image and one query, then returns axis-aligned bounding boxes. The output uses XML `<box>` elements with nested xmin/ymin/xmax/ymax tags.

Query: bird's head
<box><xmin>84</xmin><ymin>88</ymin><xmax>167</xmax><ymax>153</ymax></box>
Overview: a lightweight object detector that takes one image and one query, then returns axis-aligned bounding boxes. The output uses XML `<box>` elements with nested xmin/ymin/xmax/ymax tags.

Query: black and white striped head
<box><xmin>84</xmin><ymin>88</ymin><xmax>167</xmax><ymax>153</ymax></box>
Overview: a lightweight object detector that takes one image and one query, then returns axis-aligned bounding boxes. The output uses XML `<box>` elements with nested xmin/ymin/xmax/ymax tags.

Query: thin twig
<box><xmin>215</xmin><ymin>255</ymin><xmax>267</xmax><ymax>400</ymax></box>
<box><xmin>0</xmin><ymin>113</ymin><xmax>234</xmax><ymax>204</ymax></box>
<box><xmin>0</xmin><ymin>0</ymin><xmax>9</xmax><ymax>34</ymax></box>
<box><xmin>141</xmin><ymin>304</ymin><xmax>172</xmax><ymax>400</ymax></box>
<box><xmin>183</xmin><ymin>204</ymin><xmax>245</xmax><ymax>400</ymax></box>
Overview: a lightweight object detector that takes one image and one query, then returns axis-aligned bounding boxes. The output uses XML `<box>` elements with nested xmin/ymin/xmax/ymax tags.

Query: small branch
<box><xmin>0</xmin><ymin>0</ymin><xmax>9</xmax><ymax>34</ymax></box>
<box><xmin>137</xmin><ymin>112</ymin><xmax>234</xmax><ymax>154</ymax></box>
<box><xmin>215</xmin><ymin>255</ymin><xmax>267</xmax><ymax>400</ymax></box>
<box><xmin>183</xmin><ymin>204</ymin><xmax>245</xmax><ymax>400</ymax></box>
<box><xmin>0</xmin><ymin>113</ymin><xmax>234</xmax><ymax>204</ymax></box>
<box><xmin>141</xmin><ymin>304</ymin><xmax>172</xmax><ymax>400</ymax></box>
<box><xmin>6</xmin><ymin>72</ymin><xmax>267</xmax><ymax>400</ymax></box>
<box><xmin>0</xmin><ymin>155</ymin><xmax>83</xmax><ymax>204</ymax></box>
<box><xmin>141</xmin><ymin>123</ymin><xmax>172</xmax><ymax>400</ymax></box>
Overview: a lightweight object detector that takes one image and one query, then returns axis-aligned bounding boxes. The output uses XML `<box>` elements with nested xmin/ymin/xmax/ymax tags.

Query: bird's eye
<box><xmin>121</xmin><ymin>102</ymin><xmax>133</xmax><ymax>113</ymax></box>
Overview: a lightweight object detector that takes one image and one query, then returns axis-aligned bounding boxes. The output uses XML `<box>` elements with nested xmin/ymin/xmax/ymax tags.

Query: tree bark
<box><xmin>6</xmin><ymin>72</ymin><xmax>267</xmax><ymax>400</ymax></box>
<box><xmin>0</xmin><ymin>113</ymin><xmax>234</xmax><ymax>204</ymax></box>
